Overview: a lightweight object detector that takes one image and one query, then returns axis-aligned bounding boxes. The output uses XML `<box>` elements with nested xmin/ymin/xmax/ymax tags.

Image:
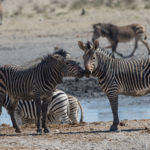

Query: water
<box><xmin>80</xmin><ymin>94</ymin><xmax>150</xmax><ymax>122</ymax></box>
<box><xmin>1</xmin><ymin>94</ymin><xmax>150</xmax><ymax>125</ymax></box>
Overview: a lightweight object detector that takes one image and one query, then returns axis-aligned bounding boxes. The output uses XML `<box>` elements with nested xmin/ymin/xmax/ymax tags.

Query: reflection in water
<box><xmin>0</xmin><ymin>94</ymin><xmax>150</xmax><ymax>125</ymax></box>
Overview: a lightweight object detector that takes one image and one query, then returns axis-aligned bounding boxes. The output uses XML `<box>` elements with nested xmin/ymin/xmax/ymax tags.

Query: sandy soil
<box><xmin>1</xmin><ymin>0</ymin><xmax>150</xmax><ymax>149</ymax></box>
<box><xmin>0</xmin><ymin>120</ymin><xmax>150</xmax><ymax>150</ymax></box>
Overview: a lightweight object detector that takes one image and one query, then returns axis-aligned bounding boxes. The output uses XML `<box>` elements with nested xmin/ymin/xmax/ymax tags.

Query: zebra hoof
<box><xmin>44</xmin><ymin>128</ymin><xmax>50</xmax><ymax>133</ymax></box>
<box><xmin>15</xmin><ymin>128</ymin><xmax>21</xmax><ymax>133</ymax></box>
<box><xmin>37</xmin><ymin>128</ymin><xmax>42</xmax><ymax>134</ymax></box>
<box><xmin>110</xmin><ymin>125</ymin><xmax>118</xmax><ymax>132</ymax></box>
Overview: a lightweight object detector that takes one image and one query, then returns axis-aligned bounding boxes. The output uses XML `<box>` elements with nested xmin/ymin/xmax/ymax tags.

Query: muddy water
<box><xmin>81</xmin><ymin>94</ymin><xmax>150</xmax><ymax>122</ymax></box>
<box><xmin>1</xmin><ymin>94</ymin><xmax>150</xmax><ymax>125</ymax></box>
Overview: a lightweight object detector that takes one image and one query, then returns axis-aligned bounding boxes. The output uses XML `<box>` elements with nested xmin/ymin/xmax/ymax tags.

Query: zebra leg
<box><xmin>61</xmin><ymin>112</ymin><xmax>72</xmax><ymax>124</ymax></box>
<box><xmin>14</xmin><ymin>109</ymin><xmax>23</xmax><ymax>126</ymax></box>
<box><xmin>107</xmin><ymin>95</ymin><xmax>119</xmax><ymax>131</ymax></box>
<box><xmin>35</xmin><ymin>98</ymin><xmax>42</xmax><ymax>134</ymax></box>
<box><xmin>42</xmin><ymin>100</ymin><xmax>50</xmax><ymax>133</ymax></box>
<box><xmin>141</xmin><ymin>39</ymin><xmax>150</xmax><ymax>55</ymax></box>
<box><xmin>0</xmin><ymin>93</ymin><xmax>5</xmax><ymax>116</ymax></box>
<box><xmin>7</xmin><ymin>100</ymin><xmax>21</xmax><ymax>133</ymax></box>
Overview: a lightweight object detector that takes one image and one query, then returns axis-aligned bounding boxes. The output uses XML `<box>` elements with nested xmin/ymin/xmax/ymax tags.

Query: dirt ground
<box><xmin>1</xmin><ymin>0</ymin><xmax>150</xmax><ymax>149</ymax></box>
<box><xmin>0</xmin><ymin>120</ymin><xmax>150</xmax><ymax>150</ymax></box>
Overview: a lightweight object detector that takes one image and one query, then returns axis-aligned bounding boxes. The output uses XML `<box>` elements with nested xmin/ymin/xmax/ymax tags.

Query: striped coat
<box><xmin>78</xmin><ymin>40</ymin><xmax>150</xmax><ymax>131</ymax></box>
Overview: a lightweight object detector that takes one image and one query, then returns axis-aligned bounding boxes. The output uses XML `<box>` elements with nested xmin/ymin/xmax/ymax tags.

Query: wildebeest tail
<box><xmin>133</xmin><ymin>24</ymin><xmax>147</xmax><ymax>39</ymax></box>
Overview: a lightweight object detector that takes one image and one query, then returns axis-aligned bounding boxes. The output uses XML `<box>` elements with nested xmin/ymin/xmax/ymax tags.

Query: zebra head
<box><xmin>78</xmin><ymin>40</ymin><xmax>99</xmax><ymax>77</ymax></box>
<box><xmin>53</xmin><ymin>52</ymin><xmax>84</xmax><ymax>78</ymax></box>
<box><xmin>63</xmin><ymin>59</ymin><xmax>84</xmax><ymax>78</ymax></box>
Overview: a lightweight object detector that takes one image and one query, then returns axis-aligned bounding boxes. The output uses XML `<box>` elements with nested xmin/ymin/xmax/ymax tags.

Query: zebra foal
<box><xmin>0</xmin><ymin>53</ymin><xmax>84</xmax><ymax>133</ymax></box>
<box><xmin>78</xmin><ymin>40</ymin><xmax>150</xmax><ymax>131</ymax></box>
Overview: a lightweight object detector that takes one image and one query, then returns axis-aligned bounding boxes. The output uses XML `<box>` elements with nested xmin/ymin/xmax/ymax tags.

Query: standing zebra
<box><xmin>78</xmin><ymin>40</ymin><xmax>150</xmax><ymax>131</ymax></box>
<box><xmin>0</xmin><ymin>54</ymin><xmax>84</xmax><ymax>133</ymax></box>
<box><xmin>3</xmin><ymin>89</ymin><xmax>83</xmax><ymax>125</ymax></box>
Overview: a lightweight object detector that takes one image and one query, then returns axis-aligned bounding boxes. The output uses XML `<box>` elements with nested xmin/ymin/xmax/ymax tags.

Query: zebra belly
<box><xmin>119</xmin><ymin>87</ymin><xmax>150</xmax><ymax>96</ymax></box>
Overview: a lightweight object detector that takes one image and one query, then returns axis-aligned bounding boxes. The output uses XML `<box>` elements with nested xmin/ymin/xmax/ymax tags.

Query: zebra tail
<box><xmin>77</xmin><ymin>100</ymin><xmax>83</xmax><ymax>122</ymax></box>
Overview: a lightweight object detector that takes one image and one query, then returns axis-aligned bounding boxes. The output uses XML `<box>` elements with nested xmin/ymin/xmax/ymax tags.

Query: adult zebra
<box><xmin>3</xmin><ymin>89</ymin><xmax>83</xmax><ymax>125</ymax></box>
<box><xmin>0</xmin><ymin>53</ymin><xmax>84</xmax><ymax>133</ymax></box>
<box><xmin>78</xmin><ymin>40</ymin><xmax>150</xmax><ymax>131</ymax></box>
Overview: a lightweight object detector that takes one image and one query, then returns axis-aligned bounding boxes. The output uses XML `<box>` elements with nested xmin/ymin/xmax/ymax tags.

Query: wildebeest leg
<box><xmin>111</xmin><ymin>42</ymin><xmax>118</xmax><ymax>58</ymax></box>
<box><xmin>0</xmin><ymin>1</ymin><xmax>2</xmax><ymax>25</ymax></box>
<box><xmin>35</xmin><ymin>97</ymin><xmax>42</xmax><ymax>133</ymax></box>
<box><xmin>126</xmin><ymin>39</ymin><xmax>138</xmax><ymax>58</ymax></box>
<box><xmin>42</xmin><ymin>99</ymin><xmax>50</xmax><ymax>133</ymax></box>
<box><xmin>7</xmin><ymin>99</ymin><xmax>21</xmax><ymax>133</ymax></box>
<box><xmin>112</xmin><ymin>42</ymin><xmax>124</xmax><ymax>58</ymax></box>
<box><xmin>141</xmin><ymin>39</ymin><xmax>150</xmax><ymax>55</ymax></box>
<box><xmin>107</xmin><ymin>94</ymin><xmax>119</xmax><ymax>131</ymax></box>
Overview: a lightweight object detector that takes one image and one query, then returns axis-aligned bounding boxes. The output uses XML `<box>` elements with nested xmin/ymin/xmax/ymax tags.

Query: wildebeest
<box><xmin>92</xmin><ymin>23</ymin><xmax>150</xmax><ymax>58</ymax></box>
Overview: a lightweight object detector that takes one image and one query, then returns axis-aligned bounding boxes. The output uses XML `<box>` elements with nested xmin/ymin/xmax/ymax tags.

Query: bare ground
<box><xmin>0</xmin><ymin>120</ymin><xmax>150</xmax><ymax>150</ymax></box>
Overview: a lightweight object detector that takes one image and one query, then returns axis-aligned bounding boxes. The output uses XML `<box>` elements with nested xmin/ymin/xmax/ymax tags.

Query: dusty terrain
<box><xmin>0</xmin><ymin>0</ymin><xmax>150</xmax><ymax>149</ymax></box>
<box><xmin>0</xmin><ymin>120</ymin><xmax>150</xmax><ymax>150</ymax></box>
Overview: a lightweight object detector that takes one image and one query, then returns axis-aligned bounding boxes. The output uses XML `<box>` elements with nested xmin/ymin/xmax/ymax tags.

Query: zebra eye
<box><xmin>93</xmin><ymin>56</ymin><xmax>96</xmax><ymax>60</ymax></box>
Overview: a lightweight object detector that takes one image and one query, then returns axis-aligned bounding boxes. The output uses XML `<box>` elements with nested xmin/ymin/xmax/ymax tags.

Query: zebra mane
<box><xmin>53</xmin><ymin>48</ymin><xmax>71</xmax><ymax>59</ymax></box>
<box><xmin>22</xmin><ymin>52</ymin><xmax>65</xmax><ymax>69</ymax></box>
<box><xmin>85</xmin><ymin>41</ymin><xmax>112</xmax><ymax>58</ymax></box>
<box><xmin>85</xmin><ymin>41</ymin><xmax>93</xmax><ymax>49</ymax></box>
<box><xmin>40</xmin><ymin>54</ymin><xmax>63</xmax><ymax>65</ymax></box>
<box><xmin>97</xmin><ymin>47</ymin><xmax>113</xmax><ymax>59</ymax></box>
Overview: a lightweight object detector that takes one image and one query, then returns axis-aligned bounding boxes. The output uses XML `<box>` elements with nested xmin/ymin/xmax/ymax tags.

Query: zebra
<box><xmin>78</xmin><ymin>40</ymin><xmax>150</xmax><ymax>131</ymax></box>
<box><xmin>67</xmin><ymin>94</ymin><xmax>83</xmax><ymax>123</ymax></box>
<box><xmin>92</xmin><ymin>23</ymin><xmax>150</xmax><ymax>58</ymax></box>
<box><xmin>0</xmin><ymin>53</ymin><xmax>84</xmax><ymax>133</ymax></box>
<box><xmin>3</xmin><ymin>89</ymin><xmax>83</xmax><ymax>125</ymax></box>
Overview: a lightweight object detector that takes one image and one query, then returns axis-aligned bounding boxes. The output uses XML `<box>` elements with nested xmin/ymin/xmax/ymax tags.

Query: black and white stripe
<box><xmin>79</xmin><ymin>40</ymin><xmax>150</xmax><ymax>131</ymax></box>
<box><xmin>0</xmin><ymin>51</ymin><xmax>84</xmax><ymax>133</ymax></box>
<box><xmin>3</xmin><ymin>89</ymin><xmax>83</xmax><ymax>125</ymax></box>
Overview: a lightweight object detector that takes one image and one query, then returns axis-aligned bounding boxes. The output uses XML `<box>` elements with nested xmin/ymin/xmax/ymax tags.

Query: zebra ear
<box><xmin>53</xmin><ymin>54</ymin><xmax>63</xmax><ymax>61</ymax></box>
<box><xmin>93</xmin><ymin>40</ymin><xmax>99</xmax><ymax>50</ymax></box>
<box><xmin>78</xmin><ymin>41</ymin><xmax>85</xmax><ymax>51</ymax></box>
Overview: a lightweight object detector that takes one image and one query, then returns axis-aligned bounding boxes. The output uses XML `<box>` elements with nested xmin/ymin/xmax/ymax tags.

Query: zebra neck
<box><xmin>92</xmin><ymin>53</ymin><xmax>112</xmax><ymax>79</ymax></box>
<box><xmin>41</xmin><ymin>65</ymin><xmax>63</xmax><ymax>89</ymax></box>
